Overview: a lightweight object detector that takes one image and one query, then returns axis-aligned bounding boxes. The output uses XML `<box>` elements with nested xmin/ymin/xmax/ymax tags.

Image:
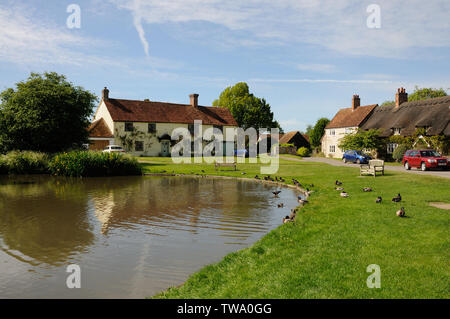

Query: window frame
<box><xmin>124</xmin><ymin>122</ymin><xmax>134</xmax><ymax>132</ymax></box>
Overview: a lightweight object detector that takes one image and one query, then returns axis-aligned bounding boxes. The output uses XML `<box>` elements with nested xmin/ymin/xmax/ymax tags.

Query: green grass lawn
<box><xmin>139</xmin><ymin>157</ymin><xmax>449</xmax><ymax>299</ymax></box>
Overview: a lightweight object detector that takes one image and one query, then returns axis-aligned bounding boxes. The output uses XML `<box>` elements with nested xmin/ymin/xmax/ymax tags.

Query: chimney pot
<box><xmin>352</xmin><ymin>94</ymin><xmax>360</xmax><ymax>111</ymax></box>
<box><xmin>102</xmin><ymin>87</ymin><xmax>109</xmax><ymax>101</ymax></box>
<box><xmin>395</xmin><ymin>87</ymin><xmax>408</xmax><ymax>108</ymax></box>
<box><xmin>190</xmin><ymin>93</ymin><xmax>199</xmax><ymax>107</ymax></box>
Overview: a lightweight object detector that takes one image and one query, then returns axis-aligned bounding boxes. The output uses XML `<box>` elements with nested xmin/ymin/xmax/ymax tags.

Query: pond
<box><xmin>0</xmin><ymin>175</ymin><xmax>301</xmax><ymax>298</ymax></box>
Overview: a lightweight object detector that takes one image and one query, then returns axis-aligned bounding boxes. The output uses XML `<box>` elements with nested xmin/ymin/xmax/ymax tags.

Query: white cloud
<box><xmin>297</xmin><ymin>64</ymin><xmax>336</xmax><ymax>73</ymax></box>
<box><xmin>111</xmin><ymin>0</ymin><xmax>450</xmax><ymax>58</ymax></box>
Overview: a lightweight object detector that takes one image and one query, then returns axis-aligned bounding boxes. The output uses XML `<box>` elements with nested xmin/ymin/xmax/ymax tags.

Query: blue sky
<box><xmin>1</xmin><ymin>0</ymin><xmax>449</xmax><ymax>132</ymax></box>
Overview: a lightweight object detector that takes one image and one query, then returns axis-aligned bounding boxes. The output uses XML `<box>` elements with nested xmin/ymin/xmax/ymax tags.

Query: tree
<box><xmin>213</xmin><ymin>82</ymin><xmax>282</xmax><ymax>132</ymax></box>
<box><xmin>338</xmin><ymin>129</ymin><xmax>382</xmax><ymax>151</ymax></box>
<box><xmin>0</xmin><ymin>72</ymin><xmax>97</xmax><ymax>153</ymax></box>
<box><xmin>309</xmin><ymin>118</ymin><xmax>330</xmax><ymax>149</ymax></box>
<box><xmin>408</xmin><ymin>86</ymin><xmax>447</xmax><ymax>101</ymax></box>
<box><xmin>303</xmin><ymin>124</ymin><xmax>314</xmax><ymax>136</ymax></box>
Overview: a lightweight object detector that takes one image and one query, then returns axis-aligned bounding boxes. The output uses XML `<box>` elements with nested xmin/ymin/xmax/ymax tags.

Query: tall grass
<box><xmin>0</xmin><ymin>151</ymin><xmax>49</xmax><ymax>174</ymax></box>
<box><xmin>48</xmin><ymin>151</ymin><xmax>142</xmax><ymax>177</ymax></box>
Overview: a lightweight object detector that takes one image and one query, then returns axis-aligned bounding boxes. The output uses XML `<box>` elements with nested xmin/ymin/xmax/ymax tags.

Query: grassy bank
<box><xmin>140</xmin><ymin>157</ymin><xmax>449</xmax><ymax>298</ymax></box>
<box><xmin>0</xmin><ymin>150</ymin><xmax>142</xmax><ymax>177</ymax></box>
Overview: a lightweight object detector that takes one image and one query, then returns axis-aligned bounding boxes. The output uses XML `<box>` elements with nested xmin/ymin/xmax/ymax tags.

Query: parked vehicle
<box><xmin>235</xmin><ymin>149</ymin><xmax>248</xmax><ymax>158</ymax></box>
<box><xmin>103</xmin><ymin>145</ymin><xmax>125</xmax><ymax>153</ymax></box>
<box><xmin>342</xmin><ymin>150</ymin><xmax>371</xmax><ymax>164</ymax></box>
<box><xmin>403</xmin><ymin>149</ymin><xmax>448</xmax><ymax>171</ymax></box>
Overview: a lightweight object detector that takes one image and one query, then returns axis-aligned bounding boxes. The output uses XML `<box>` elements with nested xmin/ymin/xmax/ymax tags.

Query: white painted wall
<box><xmin>322</xmin><ymin>127</ymin><xmax>358</xmax><ymax>158</ymax></box>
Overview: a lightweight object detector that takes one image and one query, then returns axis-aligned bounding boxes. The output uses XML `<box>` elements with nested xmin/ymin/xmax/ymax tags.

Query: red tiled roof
<box><xmin>88</xmin><ymin>118</ymin><xmax>113</xmax><ymax>138</ymax></box>
<box><xmin>326</xmin><ymin>104</ymin><xmax>377</xmax><ymax>129</ymax></box>
<box><xmin>103</xmin><ymin>98</ymin><xmax>238</xmax><ymax>126</ymax></box>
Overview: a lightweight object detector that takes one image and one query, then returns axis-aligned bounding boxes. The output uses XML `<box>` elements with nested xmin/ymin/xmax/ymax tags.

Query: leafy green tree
<box><xmin>409</xmin><ymin>86</ymin><xmax>447</xmax><ymax>101</ymax></box>
<box><xmin>310</xmin><ymin>118</ymin><xmax>330</xmax><ymax>149</ymax></box>
<box><xmin>338</xmin><ymin>129</ymin><xmax>381</xmax><ymax>150</ymax></box>
<box><xmin>0</xmin><ymin>72</ymin><xmax>97</xmax><ymax>153</ymax></box>
<box><xmin>392</xmin><ymin>144</ymin><xmax>409</xmax><ymax>162</ymax></box>
<box><xmin>213</xmin><ymin>82</ymin><xmax>282</xmax><ymax>132</ymax></box>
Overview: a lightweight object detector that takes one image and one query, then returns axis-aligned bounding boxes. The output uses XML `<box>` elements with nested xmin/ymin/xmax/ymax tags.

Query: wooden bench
<box><xmin>215</xmin><ymin>162</ymin><xmax>237</xmax><ymax>171</ymax></box>
<box><xmin>360</xmin><ymin>159</ymin><xmax>384</xmax><ymax>177</ymax></box>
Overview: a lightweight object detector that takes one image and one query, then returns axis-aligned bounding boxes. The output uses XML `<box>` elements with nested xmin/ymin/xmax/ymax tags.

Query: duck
<box><xmin>283</xmin><ymin>215</ymin><xmax>293</xmax><ymax>224</ymax></box>
<box><xmin>396</xmin><ymin>207</ymin><xmax>405</xmax><ymax>217</ymax></box>
<box><xmin>254</xmin><ymin>175</ymin><xmax>260</xmax><ymax>179</ymax></box>
<box><xmin>335</xmin><ymin>187</ymin><xmax>344</xmax><ymax>191</ymax></box>
<box><xmin>363</xmin><ymin>187</ymin><xmax>373</xmax><ymax>192</ymax></box>
<box><xmin>241</xmin><ymin>172</ymin><xmax>246</xmax><ymax>175</ymax></box>
<box><xmin>335</xmin><ymin>180</ymin><xmax>343</xmax><ymax>186</ymax></box>
<box><xmin>392</xmin><ymin>193</ymin><xmax>402</xmax><ymax>202</ymax></box>
<box><xmin>298</xmin><ymin>198</ymin><xmax>308</xmax><ymax>205</ymax></box>
<box><xmin>289</xmin><ymin>209</ymin><xmax>296</xmax><ymax>220</ymax></box>
<box><xmin>272</xmin><ymin>190</ymin><xmax>281</xmax><ymax>197</ymax></box>
<box><xmin>309</xmin><ymin>184</ymin><xmax>314</xmax><ymax>188</ymax></box>
<box><xmin>277</xmin><ymin>203</ymin><xmax>284</xmax><ymax>208</ymax></box>
<box><xmin>375</xmin><ymin>196</ymin><xmax>382</xmax><ymax>203</ymax></box>
<box><xmin>340</xmin><ymin>191</ymin><xmax>349</xmax><ymax>198</ymax></box>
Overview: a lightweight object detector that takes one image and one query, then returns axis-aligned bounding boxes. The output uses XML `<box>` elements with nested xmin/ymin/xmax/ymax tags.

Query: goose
<box><xmin>375</xmin><ymin>196</ymin><xmax>382</xmax><ymax>203</ymax></box>
<box><xmin>392</xmin><ymin>193</ymin><xmax>402</xmax><ymax>202</ymax></box>
<box><xmin>363</xmin><ymin>187</ymin><xmax>373</xmax><ymax>192</ymax></box>
<box><xmin>335</xmin><ymin>180</ymin><xmax>343</xmax><ymax>186</ymax></box>
<box><xmin>340</xmin><ymin>191</ymin><xmax>349</xmax><ymax>198</ymax></box>
<box><xmin>272</xmin><ymin>190</ymin><xmax>281</xmax><ymax>197</ymax></box>
<box><xmin>396</xmin><ymin>207</ymin><xmax>405</xmax><ymax>217</ymax></box>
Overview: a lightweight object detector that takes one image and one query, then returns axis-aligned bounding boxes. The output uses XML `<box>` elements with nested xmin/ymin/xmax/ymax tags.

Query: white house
<box><xmin>321</xmin><ymin>95</ymin><xmax>377</xmax><ymax>158</ymax></box>
<box><xmin>88</xmin><ymin>88</ymin><xmax>238</xmax><ymax>156</ymax></box>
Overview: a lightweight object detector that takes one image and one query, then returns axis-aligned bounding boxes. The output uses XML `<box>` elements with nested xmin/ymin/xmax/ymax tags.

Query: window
<box><xmin>125</xmin><ymin>122</ymin><xmax>134</xmax><ymax>132</ymax></box>
<box><xmin>213</xmin><ymin>125</ymin><xmax>223</xmax><ymax>133</ymax></box>
<box><xmin>329</xmin><ymin>130</ymin><xmax>335</xmax><ymax>136</ymax></box>
<box><xmin>188</xmin><ymin>124</ymin><xmax>195</xmax><ymax>135</ymax></box>
<box><xmin>135</xmin><ymin>141</ymin><xmax>144</xmax><ymax>152</ymax></box>
<box><xmin>393</xmin><ymin>128</ymin><xmax>401</xmax><ymax>135</ymax></box>
<box><xmin>387</xmin><ymin>143</ymin><xmax>398</xmax><ymax>154</ymax></box>
<box><xmin>148</xmin><ymin>123</ymin><xmax>156</xmax><ymax>133</ymax></box>
<box><xmin>329</xmin><ymin>145</ymin><xmax>336</xmax><ymax>153</ymax></box>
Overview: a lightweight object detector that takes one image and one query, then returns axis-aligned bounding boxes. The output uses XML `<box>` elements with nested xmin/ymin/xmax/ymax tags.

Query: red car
<box><xmin>403</xmin><ymin>149</ymin><xmax>449</xmax><ymax>171</ymax></box>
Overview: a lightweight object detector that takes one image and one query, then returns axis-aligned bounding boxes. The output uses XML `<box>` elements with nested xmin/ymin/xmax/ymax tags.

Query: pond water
<box><xmin>0</xmin><ymin>175</ymin><xmax>301</xmax><ymax>298</ymax></box>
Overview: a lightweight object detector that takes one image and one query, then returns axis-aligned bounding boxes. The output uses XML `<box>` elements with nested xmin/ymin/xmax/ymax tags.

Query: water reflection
<box><xmin>0</xmin><ymin>175</ymin><xmax>300</xmax><ymax>298</ymax></box>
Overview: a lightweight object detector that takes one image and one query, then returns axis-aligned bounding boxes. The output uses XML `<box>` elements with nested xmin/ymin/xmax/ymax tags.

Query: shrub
<box><xmin>48</xmin><ymin>151</ymin><xmax>142</xmax><ymax>177</ymax></box>
<box><xmin>0</xmin><ymin>151</ymin><xmax>49</xmax><ymax>174</ymax></box>
<box><xmin>297</xmin><ymin>147</ymin><xmax>311</xmax><ymax>157</ymax></box>
<box><xmin>280</xmin><ymin>143</ymin><xmax>295</xmax><ymax>148</ymax></box>
<box><xmin>392</xmin><ymin>144</ymin><xmax>409</xmax><ymax>162</ymax></box>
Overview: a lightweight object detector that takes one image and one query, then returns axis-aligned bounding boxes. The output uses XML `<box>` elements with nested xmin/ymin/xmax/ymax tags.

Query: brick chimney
<box><xmin>352</xmin><ymin>94</ymin><xmax>360</xmax><ymax>111</ymax></box>
<box><xmin>190</xmin><ymin>93</ymin><xmax>199</xmax><ymax>107</ymax></box>
<box><xmin>102</xmin><ymin>87</ymin><xmax>109</xmax><ymax>101</ymax></box>
<box><xmin>395</xmin><ymin>87</ymin><xmax>408</xmax><ymax>108</ymax></box>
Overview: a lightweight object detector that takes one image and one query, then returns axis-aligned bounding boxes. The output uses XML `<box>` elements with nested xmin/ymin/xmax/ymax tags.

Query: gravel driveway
<box><xmin>280</xmin><ymin>156</ymin><xmax>450</xmax><ymax>179</ymax></box>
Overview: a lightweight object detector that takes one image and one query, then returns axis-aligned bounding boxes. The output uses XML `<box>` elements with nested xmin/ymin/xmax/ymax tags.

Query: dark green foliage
<box><xmin>409</xmin><ymin>86</ymin><xmax>447</xmax><ymax>101</ymax></box>
<box><xmin>48</xmin><ymin>151</ymin><xmax>142</xmax><ymax>177</ymax></box>
<box><xmin>213</xmin><ymin>82</ymin><xmax>282</xmax><ymax>132</ymax></box>
<box><xmin>392</xmin><ymin>144</ymin><xmax>410</xmax><ymax>162</ymax></box>
<box><xmin>310</xmin><ymin>118</ymin><xmax>330</xmax><ymax>148</ymax></box>
<box><xmin>0</xmin><ymin>72</ymin><xmax>97</xmax><ymax>153</ymax></box>
<box><xmin>0</xmin><ymin>151</ymin><xmax>49</xmax><ymax>174</ymax></box>
<box><xmin>338</xmin><ymin>129</ymin><xmax>382</xmax><ymax>151</ymax></box>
